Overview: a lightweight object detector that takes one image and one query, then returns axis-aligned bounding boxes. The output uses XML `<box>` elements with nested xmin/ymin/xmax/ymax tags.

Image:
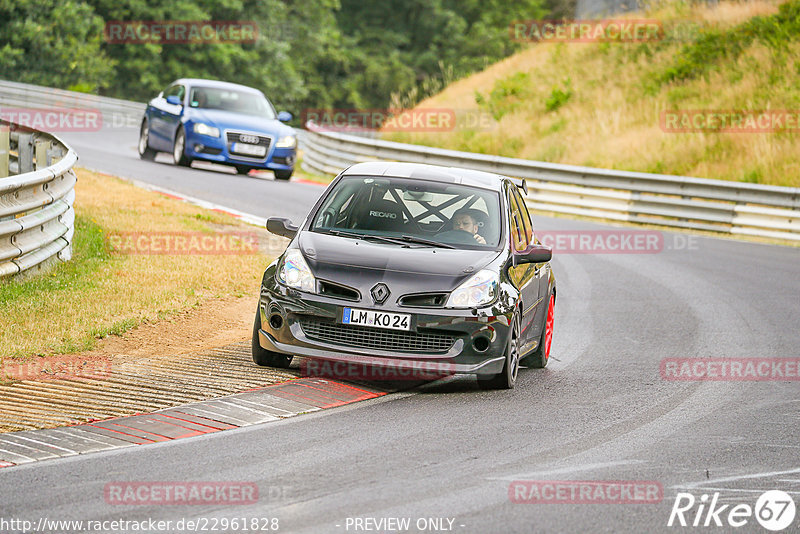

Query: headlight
<box><xmin>192</xmin><ymin>122</ymin><xmax>220</xmax><ymax>137</ymax></box>
<box><xmin>277</xmin><ymin>249</ymin><xmax>315</xmax><ymax>292</ymax></box>
<box><xmin>445</xmin><ymin>269</ymin><xmax>498</xmax><ymax>308</ymax></box>
<box><xmin>275</xmin><ymin>135</ymin><xmax>297</xmax><ymax>149</ymax></box>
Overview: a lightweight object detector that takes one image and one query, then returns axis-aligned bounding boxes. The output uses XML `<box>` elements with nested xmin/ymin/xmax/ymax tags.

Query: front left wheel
<box><xmin>251</xmin><ymin>309</ymin><xmax>293</xmax><ymax>368</ymax></box>
<box><xmin>274</xmin><ymin>169</ymin><xmax>293</xmax><ymax>180</ymax></box>
<box><xmin>523</xmin><ymin>292</ymin><xmax>554</xmax><ymax>369</ymax></box>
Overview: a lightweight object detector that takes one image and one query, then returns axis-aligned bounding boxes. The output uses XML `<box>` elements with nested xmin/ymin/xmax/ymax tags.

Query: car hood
<box><xmin>298</xmin><ymin>232</ymin><xmax>500</xmax><ymax>295</ymax></box>
<box><xmin>188</xmin><ymin>108</ymin><xmax>292</xmax><ymax>136</ymax></box>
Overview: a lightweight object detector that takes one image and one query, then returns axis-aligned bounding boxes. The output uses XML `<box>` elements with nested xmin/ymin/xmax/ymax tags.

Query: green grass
<box><xmin>659</xmin><ymin>0</ymin><xmax>800</xmax><ymax>85</ymax></box>
<box><xmin>0</xmin><ymin>216</ymin><xmax>115</xmax><ymax>356</ymax></box>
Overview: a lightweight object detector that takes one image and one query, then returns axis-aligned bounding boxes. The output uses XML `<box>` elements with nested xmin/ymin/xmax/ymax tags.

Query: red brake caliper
<box><xmin>544</xmin><ymin>295</ymin><xmax>554</xmax><ymax>359</ymax></box>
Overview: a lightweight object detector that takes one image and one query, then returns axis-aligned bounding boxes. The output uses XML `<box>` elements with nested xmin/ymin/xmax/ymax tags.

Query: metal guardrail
<box><xmin>0</xmin><ymin>80</ymin><xmax>145</xmax><ymax>125</ymax></box>
<box><xmin>301</xmin><ymin>123</ymin><xmax>800</xmax><ymax>242</ymax></box>
<box><xmin>0</xmin><ymin>120</ymin><xmax>77</xmax><ymax>279</ymax></box>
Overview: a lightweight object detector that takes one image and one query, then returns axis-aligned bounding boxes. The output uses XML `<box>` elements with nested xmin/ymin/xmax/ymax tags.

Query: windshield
<box><xmin>310</xmin><ymin>176</ymin><xmax>502</xmax><ymax>249</ymax></box>
<box><xmin>188</xmin><ymin>86</ymin><xmax>276</xmax><ymax>119</ymax></box>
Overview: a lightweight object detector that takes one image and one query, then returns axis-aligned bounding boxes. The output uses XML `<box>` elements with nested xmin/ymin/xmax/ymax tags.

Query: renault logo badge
<box><xmin>370</xmin><ymin>283</ymin><xmax>390</xmax><ymax>304</ymax></box>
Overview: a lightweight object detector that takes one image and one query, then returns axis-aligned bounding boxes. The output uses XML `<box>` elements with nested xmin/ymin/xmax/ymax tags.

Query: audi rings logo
<box><xmin>239</xmin><ymin>134</ymin><xmax>259</xmax><ymax>144</ymax></box>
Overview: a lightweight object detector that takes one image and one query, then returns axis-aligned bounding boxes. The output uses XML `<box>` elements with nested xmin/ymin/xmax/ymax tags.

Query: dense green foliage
<box><xmin>0</xmin><ymin>0</ymin><xmax>547</xmax><ymax>116</ymax></box>
<box><xmin>660</xmin><ymin>0</ymin><xmax>800</xmax><ymax>84</ymax></box>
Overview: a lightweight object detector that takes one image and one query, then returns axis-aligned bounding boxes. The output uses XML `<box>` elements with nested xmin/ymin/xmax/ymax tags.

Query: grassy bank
<box><xmin>385</xmin><ymin>0</ymin><xmax>800</xmax><ymax>187</ymax></box>
<box><xmin>0</xmin><ymin>169</ymin><xmax>276</xmax><ymax>360</ymax></box>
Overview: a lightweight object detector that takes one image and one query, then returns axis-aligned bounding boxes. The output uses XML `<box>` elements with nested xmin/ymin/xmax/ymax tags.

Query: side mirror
<box><xmin>166</xmin><ymin>95</ymin><xmax>182</xmax><ymax>106</ymax></box>
<box><xmin>267</xmin><ymin>217</ymin><xmax>298</xmax><ymax>239</ymax></box>
<box><xmin>515</xmin><ymin>244</ymin><xmax>552</xmax><ymax>264</ymax></box>
<box><xmin>277</xmin><ymin>111</ymin><xmax>292</xmax><ymax>122</ymax></box>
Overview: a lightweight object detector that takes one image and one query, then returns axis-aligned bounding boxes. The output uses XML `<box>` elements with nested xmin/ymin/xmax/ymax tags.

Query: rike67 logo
<box><xmin>668</xmin><ymin>490</ymin><xmax>796</xmax><ymax>531</ymax></box>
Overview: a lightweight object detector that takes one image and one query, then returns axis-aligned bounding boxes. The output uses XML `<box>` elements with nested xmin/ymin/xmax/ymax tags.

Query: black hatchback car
<box><xmin>253</xmin><ymin>162</ymin><xmax>555</xmax><ymax>389</ymax></box>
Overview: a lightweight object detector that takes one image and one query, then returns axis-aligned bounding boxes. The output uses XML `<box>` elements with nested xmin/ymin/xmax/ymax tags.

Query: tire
<box><xmin>251</xmin><ymin>308</ymin><xmax>293</xmax><ymax>368</ymax></box>
<box><xmin>274</xmin><ymin>169</ymin><xmax>293</xmax><ymax>180</ymax></box>
<box><xmin>172</xmin><ymin>127</ymin><xmax>191</xmax><ymax>167</ymax></box>
<box><xmin>477</xmin><ymin>313</ymin><xmax>520</xmax><ymax>390</ymax></box>
<box><xmin>138</xmin><ymin>120</ymin><xmax>156</xmax><ymax>161</ymax></box>
<box><xmin>235</xmin><ymin>165</ymin><xmax>251</xmax><ymax>175</ymax></box>
<box><xmin>523</xmin><ymin>292</ymin><xmax>554</xmax><ymax>369</ymax></box>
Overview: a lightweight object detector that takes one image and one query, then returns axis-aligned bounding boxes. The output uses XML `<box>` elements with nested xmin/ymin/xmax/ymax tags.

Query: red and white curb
<box><xmin>0</xmin><ymin>378</ymin><xmax>386</xmax><ymax>468</ymax></box>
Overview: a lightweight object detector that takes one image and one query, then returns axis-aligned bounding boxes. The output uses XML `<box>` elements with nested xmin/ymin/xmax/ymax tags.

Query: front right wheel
<box><xmin>138</xmin><ymin>120</ymin><xmax>156</xmax><ymax>161</ymax></box>
<box><xmin>477</xmin><ymin>313</ymin><xmax>520</xmax><ymax>390</ymax></box>
<box><xmin>251</xmin><ymin>308</ymin><xmax>293</xmax><ymax>368</ymax></box>
<box><xmin>173</xmin><ymin>127</ymin><xmax>191</xmax><ymax>167</ymax></box>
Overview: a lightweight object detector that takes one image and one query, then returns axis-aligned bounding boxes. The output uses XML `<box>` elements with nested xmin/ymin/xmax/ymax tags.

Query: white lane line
<box><xmin>674</xmin><ymin>467</ymin><xmax>800</xmax><ymax>490</ymax></box>
<box><xmin>673</xmin><ymin>487</ymin><xmax>800</xmax><ymax>495</ymax></box>
<box><xmin>487</xmin><ymin>460</ymin><xmax>644</xmax><ymax>481</ymax></box>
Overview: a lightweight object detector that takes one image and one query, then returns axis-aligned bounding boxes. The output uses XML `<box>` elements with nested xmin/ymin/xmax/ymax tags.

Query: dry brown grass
<box><xmin>386</xmin><ymin>0</ymin><xmax>800</xmax><ymax>187</ymax></box>
<box><xmin>0</xmin><ymin>169</ymin><xmax>278</xmax><ymax>360</ymax></box>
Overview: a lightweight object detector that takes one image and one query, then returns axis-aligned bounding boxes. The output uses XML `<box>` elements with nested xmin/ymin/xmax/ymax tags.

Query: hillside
<box><xmin>384</xmin><ymin>0</ymin><xmax>800</xmax><ymax>187</ymax></box>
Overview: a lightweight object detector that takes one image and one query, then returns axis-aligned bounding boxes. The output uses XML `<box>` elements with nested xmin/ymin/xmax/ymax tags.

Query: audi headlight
<box><xmin>445</xmin><ymin>269</ymin><xmax>498</xmax><ymax>309</ymax></box>
<box><xmin>275</xmin><ymin>135</ymin><xmax>297</xmax><ymax>149</ymax></box>
<box><xmin>277</xmin><ymin>249</ymin><xmax>315</xmax><ymax>292</ymax></box>
<box><xmin>192</xmin><ymin>122</ymin><xmax>220</xmax><ymax>137</ymax></box>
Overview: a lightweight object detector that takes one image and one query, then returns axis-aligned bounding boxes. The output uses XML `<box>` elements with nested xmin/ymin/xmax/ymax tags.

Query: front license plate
<box><xmin>342</xmin><ymin>308</ymin><xmax>411</xmax><ymax>331</ymax></box>
<box><xmin>231</xmin><ymin>142</ymin><xmax>266</xmax><ymax>157</ymax></box>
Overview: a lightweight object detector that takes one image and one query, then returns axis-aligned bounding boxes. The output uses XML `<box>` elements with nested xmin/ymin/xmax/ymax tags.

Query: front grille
<box><xmin>398</xmin><ymin>292</ymin><xmax>447</xmax><ymax>308</ymax></box>
<box><xmin>225</xmin><ymin>131</ymin><xmax>272</xmax><ymax>146</ymax></box>
<box><xmin>318</xmin><ymin>280</ymin><xmax>360</xmax><ymax>301</ymax></box>
<box><xmin>226</xmin><ymin>131</ymin><xmax>271</xmax><ymax>158</ymax></box>
<box><xmin>299</xmin><ymin>319</ymin><xmax>455</xmax><ymax>354</ymax></box>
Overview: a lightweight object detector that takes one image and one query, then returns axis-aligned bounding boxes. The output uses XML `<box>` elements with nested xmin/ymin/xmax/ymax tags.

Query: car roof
<box><xmin>170</xmin><ymin>78</ymin><xmax>262</xmax><ymax>94</ymax></box>
<box><xmin>341</xmin><ymin>162</ymin><xmax>511</xmax><ymax>191</ymax></box>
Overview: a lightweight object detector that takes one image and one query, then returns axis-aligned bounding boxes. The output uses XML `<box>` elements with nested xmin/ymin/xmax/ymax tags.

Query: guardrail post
<box><xmin>34</xmin><ymin>139</ymin><xmax>48</xmax><ymax>170</ymax></box>
<box><xmin>17</xmin><ymin>133</ymin><xmax>33</xmax><ymax>173</ymax></box>
<box><xmin>47</xmin><ymin>144</ymin><xmax>63</xmax><ymax>166</ymax></box>
<box><xmin>0</xmin><ymin>127</ymin><xmax>8</xmax><ymax>178</ymax></box>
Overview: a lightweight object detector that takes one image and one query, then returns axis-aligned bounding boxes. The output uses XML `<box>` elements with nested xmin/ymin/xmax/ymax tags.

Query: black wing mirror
<box><xmin>515</xmin><ymin>243</ymin><xmax>552</xmax><ymax>264</ymax></box>
<box><xmin>266</xmin><ymin>217</ymin><xmax>298</xmax><ymax>239</ymax></box>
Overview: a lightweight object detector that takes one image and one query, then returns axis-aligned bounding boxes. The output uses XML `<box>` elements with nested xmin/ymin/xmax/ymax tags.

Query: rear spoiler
<box><xmin>512</xmin><ymin>178</ymin><xmax>528</xmax><ymax>195</ymax></box>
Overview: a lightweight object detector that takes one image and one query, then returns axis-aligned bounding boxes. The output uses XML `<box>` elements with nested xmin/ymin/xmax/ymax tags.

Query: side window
<box><xmin>164</xmin><ymin>85</ymin><xmax>185</xmax><ymax>102</ymax></box>
<box><xmin>507</xmin><ymin>190</ymin><xmax>528</xmax><ymax>252</ymax></box>
<box><xmin>512</xmin><ymin>188</ymin><xmax>534</xmax><ymax>245</ymax></box>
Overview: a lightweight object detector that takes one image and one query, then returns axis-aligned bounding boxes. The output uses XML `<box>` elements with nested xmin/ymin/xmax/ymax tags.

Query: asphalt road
<box><xmin>1</xmin><ymin>124</ymin><xmax>799</xmax><ymax>533</ymax></box>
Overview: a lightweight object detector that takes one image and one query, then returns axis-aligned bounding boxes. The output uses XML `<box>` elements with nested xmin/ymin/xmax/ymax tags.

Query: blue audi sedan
<box><xmin>138</xmin><ymin>78</ymin><xmax>297</xmax><ymax>179</ymax></box>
